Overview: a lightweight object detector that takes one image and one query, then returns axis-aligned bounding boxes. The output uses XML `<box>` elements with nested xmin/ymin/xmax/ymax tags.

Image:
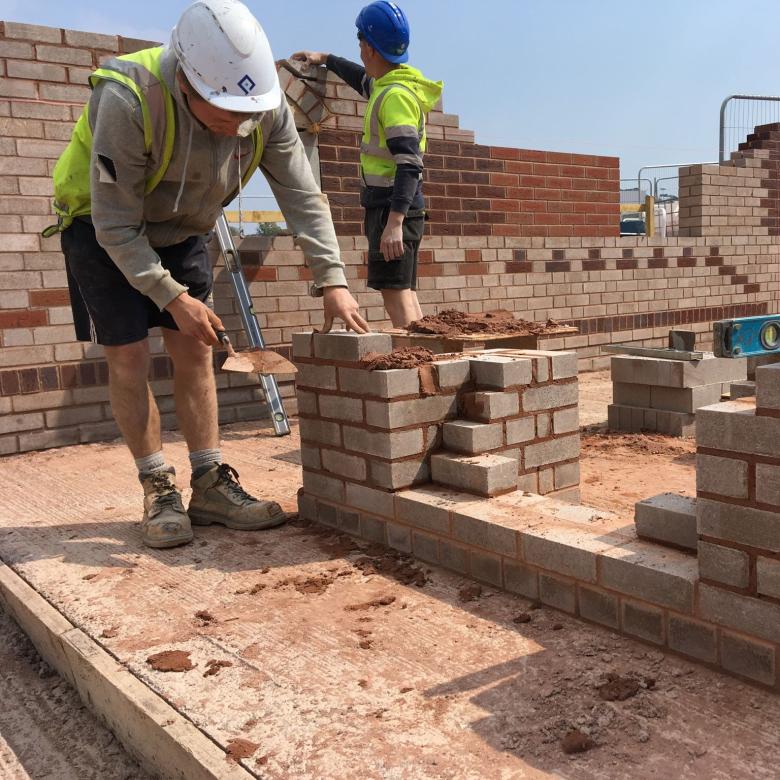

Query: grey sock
<box><xmin>190</xmin><ymin>448</ymin><xmax>222</xmax><ymax>479</ymax></box>
<box><xmin>135</xmin><ymin>450</ymin><xmax>168</xmax><ymax>478</ymax></box>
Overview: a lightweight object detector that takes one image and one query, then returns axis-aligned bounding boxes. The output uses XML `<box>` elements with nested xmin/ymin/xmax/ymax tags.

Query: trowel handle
<box><xmin>216</xmin><ymin>330</ymin><xmax>235</xmax><ymax>356</ymax></box>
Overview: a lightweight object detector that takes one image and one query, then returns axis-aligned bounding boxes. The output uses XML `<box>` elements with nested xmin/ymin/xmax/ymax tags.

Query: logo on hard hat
<box><xmin>237</xmin><ymin>74</ymin><xmax>256</xmax><ymax>95</ymax></box>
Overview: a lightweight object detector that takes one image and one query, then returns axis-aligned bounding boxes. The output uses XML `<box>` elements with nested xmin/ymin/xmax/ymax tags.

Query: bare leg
<box><xmin>162</xmin><ymin>327</ymin><xmax>219</xmax><ymax>453</ymax></box>
<box><xmin>104</xmin><ymin>339</ymin><xmax>160</xmax><ymax>458</ymax></box>
<box><xmin>381</xmin><ymin>289</ymin><xmax>423</xmax><ymax>328</ymax></box>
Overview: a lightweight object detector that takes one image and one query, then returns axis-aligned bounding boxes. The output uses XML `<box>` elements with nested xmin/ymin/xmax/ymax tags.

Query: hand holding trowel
<box><xmin>216</xmin><ymin>331</ymin><xmax>297</xmax><ymax>376</ymax></box>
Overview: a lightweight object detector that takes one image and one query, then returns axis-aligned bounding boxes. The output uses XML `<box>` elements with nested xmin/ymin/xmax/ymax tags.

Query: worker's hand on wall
<box><xmin>165</xmin><ymin>293</ymin><xmax>224</xmax><ymax>346</ymax></box>
<box><xmin>380</xmin><ymin>212</ymin><xmax>405</xmax><ymax>261</ymax></box>
<box><xmin>291</xmin><ymin>51</ymin><xmax>328</xmax><ymax>67</ymax></box>
<box><xmin>321</xmin><ymin>287</ymin><xmax>370</xmax><ymax>334</ymax></box>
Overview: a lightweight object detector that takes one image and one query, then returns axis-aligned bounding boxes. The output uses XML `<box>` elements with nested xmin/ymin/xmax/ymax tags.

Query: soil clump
<box><xmin>360</xmin><ymin>347</ymin><xmax>434</xmax><ymax>370</ymax></box>
<box><xmin>407</xmin><ymin>309</ymin><xmax>561</xmax><ymax>337</ymax></box>
<box><xmin>146</xmin><ymin>650</ymin><xmax>194</xmax><ymax>673</ymax></box>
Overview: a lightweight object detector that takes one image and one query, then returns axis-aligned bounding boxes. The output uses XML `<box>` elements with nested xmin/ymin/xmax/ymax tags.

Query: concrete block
<box><xmin>394</xmin><ymin>487</ymin><xmax>458</xmax><ymax>534</ymax></box>
<box><xmin>302</xmin><ymin>471</ymin><xmax>345</xmax><ymax>503</ymax></box>
<box><xmin>291</xmin><ymin>331</ymin><xmax>313</xmax><ymax>358</ymax></box>
<box><xmin>521</xmin><ymin>525</ymin><xmax>612</xmax><ymax>582</ymax></box>
<box><xmin>517</xmin><ymin>472</ymin><xmax>538</xmax><ymax>492</ymax></box>
<box><xmin>321</xmin><ymin>449</ymin><xmax>367</xmax><ymax>481</ymax></box>
<box><xmin>312</xmin><ymin>331</ymin><xmax>392</xmax><ymax>362</ymax></box>
<box><xmin>757</xmin><ymin>556</ymin><xmax>780</xmax><ymax>599</ymax></box>
<box><xmin>698</xmin><ymin>541</ymin><xmax>750</xmax><ymax>588</ymax></box>
<box><xmin>522</xmin><ymin>382</ymin><xmax>578</xmax><ymax>412</ymax></box>
<box><xmin>578</xmin><ymin>586</ymin><xmax>619</xmax><ymax>629</ymax></box>
<box><xmin>298</xmin><ymin>417</ymin><xmax>341</xmax><ymax>447</ymax></box>
<box><xmin>338</xmin><ymin>366</ymin><xmax>419</xmax><ymax>398</ymax></box>
<box><xmin>554</xmin><ymin>462</ymin><xmax>580</xmax><ymax>490</ymax></box>
<box><xmin>434</xmin><ymin>359</ymin><xmax>471</xmax><ymax>390</ymax></box>
<box><xmin>505</xmin><ymin>417</ymin><xmax>535</xmax><ymax>445</ymax></box>
<box><xmin>747</xmin><ymin>354</ymin><xmax>780</xmax><ymax>380</ymax></box>
<box><xmin>539</xmin><ymin>573</ymin><xmax>576</xmax><ymax>613</ymax></box>
<box><xmin>342</xmin><ymin>425</ymin><xmax>424</xmax><ymax>459</ymax></box>
<box><xmin>697</xmin><ymin>497</ymin><xmax>780</xmax><ymax>553</ymax></box>
<box><xmin>551</xmin><ymin>352</ymin><xmax>578</xmax><ymax>380</ymax></box>
<box><xmin>432</xmin><ymin>452</ymin><xmax>518</xmax><ymax>497</ymax></box>
<box><xmin>697</xmin><ymin>454</ymin><xmax>749</xmax><ymax>499</ymax></box>
<box><xmin>650</xmin><ymin>383</ymin><xmax>724</xmax><ymax>414</ymax></box>
<box><xmin>698</xmin><ymin>583</ymin><xmax>780</xmax><ymax>644</ymax></box>
<box><xmin>538</xmin><ymin>468</ymin><xmax>554</xmax><ymax>494</ymax></box>
<box><xmin>296</xmin><ymin>362</ymin><xmax>337</xmax><ymax>390</ymax></box>
<box><xmin>319</xmin><ymin>394</ymin><xmax>364</xmax><ymax>423</ymax></box>
<box><xmin>612</xmin><ymin>382</ymin><xmax>651</xmax><ymax>408</ymax></box>
<box><xmin>621</xmin><ymin>600</ymin><xmax>665</xmax><ymax>645</ymax></box>
<box><xmin>654</xmin><ymin>409</ymin><xmax>696</xmax><ymax>437</ymax></box>
<box><xmin>369</xmin><ymin>458</ymin><xmax>428</xmax><ymax>490</ymax></box>
<box><xmin>756</xmin><ymin>463</ymin><xmax>780</xmax><ymax>507</ymax></box>
<box><xmin>535</xmin><ymin>413</ymin><xmax>551</xmax><ymax>438</ymax></box>
<box><xmin>524</xmin><ymin>435</ymin><xmax>580</xmax><ymax>469</ymax></box>
<box><xmin>412</xmin><ymin>531</ymin><xmax>440</xmax><ymax>564</ymax></box>
<box><xmin>296</xmin><ymin>389</ymin><xmax>318</xmax><ymax>415</ymax></box>
<box><xmin>316</xmin><ymin>500</ymin><xmax>339</xmax><ymax>528</ymax></box>
<box><xmin>611</xmin><ymin>354</ymin><xmax>746</xmax><ymax>389</ymax></box>
<box><xmin>439</xmin><ymin>540</ymin><xmax>469</xmax><ymax>573</ymax></box>
<box><xmin>297</xmin><ymin>490</ymin><xmax>317</xmax><ymax>522</ymax></box>
<box><xmin>668</xmin><ymin>616</ymin><xmax>717</xmax><ymax>663</ymax></box>
<box><xmin>345</xmin><ymin>482</ymin><xmax>395</xmax><ymax>518</ymax></box>
<box><xmin>469</xmin><ymin>550</ymin><xmax>503</xmax><ymax>587</ymax></box>
<box><xmin>386</xmin><ymin>522</ymin><xmax>412</xmax><ymax>554</ymax></box>
<box><xmin>462</xmin><ymin>391</ymin><xmax>519</xmax><ymax>421</ymax></box>
<box><xmin>503</xmin><ymin>561</ymin><xmax>539</xmax><ymax>598</ymax></box>
<box><xmin>553</xmin><ymin>407</ymin><xmax>579</xmax><ymax>434</ymax></box>
<box><xmin>365</xmin><ymin>394</ymin><xmax>457</xmax><ymax>429</ymax></box>
<box><xmin>451</xmin><ymin>509</ymin><xmax>519</xmax><ymax>557</ymax></box>
<box><xmin>360</xmin><ymin>514</ymin><xmax>387</xmax><ymax>544</ymax></box>
<box><xmin>443</xmin><ymin>420</ymin><xmax>503</xmax><ymax>454</ymax></box>
<box><xmin>598</xmin><ymin>542</ymin><xmax>698</xmax><ymax>613</ymax></box>
<box><xmin>756</xmin><ymin>363</ymin><xmax>780</xmax><ymax>412</ymax></box>
<box><xmin>634</xmin><ymin>493</ymin><xmax>697</xmax><ymax>551</ymax></box>
<box><xmin>300</xmin><ymin>444</ymin><xmax>321</xmax><ymax>471</ymax></box>
<box><xmin>339</xmin><ymin>509</ymin><xmax>360</xmax><ymax>534</ymax></box>
<box><xmin>720</xmin><ymin>631</ymin><xmax>776</xmax><ymax>687</ymax></box>
<box><xmin>730</xmin><ymin>380</ymin><xmax>756</xmax><ymax>400</ymax></box>
<box><xmin>697</xmin><ymin>402</ymin><xmax>780</xmax><ymax>457</ymax></box>
<box><xmin>469</xmin><ymin>355</ymin><xmax>533</xmax><ymax>388</ymax></box>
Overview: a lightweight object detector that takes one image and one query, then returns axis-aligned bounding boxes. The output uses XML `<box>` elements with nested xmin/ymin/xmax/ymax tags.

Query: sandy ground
<box><xmin>0</xmin><ymin>370</ymin><xmax>776</xmax><ymax>779</ymax></box>
<box><xmin>0</xmin><ymin>609</ymin><xmax>150</xmax><ymax>779</ymax></box>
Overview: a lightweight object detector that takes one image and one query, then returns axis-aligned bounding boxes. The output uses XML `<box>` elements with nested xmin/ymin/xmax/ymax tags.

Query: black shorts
<box><xmin>62</xmin><ymin>218</ymin><xmax>213</xmax><ymax>346</ymax></box>
<box><xmin>365</xmin><ymin>206</ymin><xmax>425</xmax><ymax>291</ymax></box>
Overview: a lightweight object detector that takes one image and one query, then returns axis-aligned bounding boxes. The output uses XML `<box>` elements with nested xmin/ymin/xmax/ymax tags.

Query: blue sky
<box><xmin>10</xmin><ymin>1</ymin><xmax>780</xmax><ymax>190</ymax></box>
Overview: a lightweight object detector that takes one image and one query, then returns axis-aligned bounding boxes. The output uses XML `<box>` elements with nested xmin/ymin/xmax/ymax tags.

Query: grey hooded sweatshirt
<box><xmin>88</xmin><ymin>45</ymin><xmax>347</xmax><ymax>311</ymax></box>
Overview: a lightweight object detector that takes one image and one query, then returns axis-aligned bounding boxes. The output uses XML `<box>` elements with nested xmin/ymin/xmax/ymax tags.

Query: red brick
<box><xmin>0</xmin><ymin>309</ymin><xmax>47</xmax><ymax>328</ymax></box>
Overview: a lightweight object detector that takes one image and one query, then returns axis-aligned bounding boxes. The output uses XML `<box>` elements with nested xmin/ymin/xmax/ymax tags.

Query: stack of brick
<box><xmin>293</xmin><ymin>333</ymin><xmax>580</xmax><ymax>506</ymax></box>
<box><xmin>608</xmin><ymin>353</ymin><xmax>747</xmax><ymax>436</ymax></box>
<box><xmin>693</xmin><ymin>363</ymin><xmax>780</xmax><ymax>686</ymax></box>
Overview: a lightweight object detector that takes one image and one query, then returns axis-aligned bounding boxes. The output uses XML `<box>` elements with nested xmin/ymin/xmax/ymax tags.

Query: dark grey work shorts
<box><xmin>364</xmin><ymin>206</ymin><xmax>425</xmax><ymax>291</ymax></box>
<box><xmin>62</xmin><ymin>218</ymin><xmax>213</xmax><ymax>346</ymax></box>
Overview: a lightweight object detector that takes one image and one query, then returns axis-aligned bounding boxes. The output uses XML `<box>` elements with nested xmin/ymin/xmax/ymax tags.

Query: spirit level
<box><xmin>713</xmin><ymin>314</ymin><xmax>780</xmax><ymax>358</ymax></box>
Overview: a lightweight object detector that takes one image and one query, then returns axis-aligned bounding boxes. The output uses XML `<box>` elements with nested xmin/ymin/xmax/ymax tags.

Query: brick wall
<box><xmin>1</xmin><ymin>20</ymin><xmax>779</xmax><ymax>455</ymax></box>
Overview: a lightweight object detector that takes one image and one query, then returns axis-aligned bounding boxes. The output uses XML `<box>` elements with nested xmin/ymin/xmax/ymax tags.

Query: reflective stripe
<box><xmin>360</xmin><ymin>140</ymin><xmax>393</xmax><ymax>159</ymax></box>
<box><xmin>391</xmin><ymin>152</ymin><xmax>423</xmax><ymax>167</ymax></box>
<box><xmin>385</xmin><ymin>124</ymin><xmax>421</xmax><ymax>139</ymax></box>
<box><xmin>363</xmin><ymin>173</ymin><xmax>396</xmax><ymax>187</ymax></box>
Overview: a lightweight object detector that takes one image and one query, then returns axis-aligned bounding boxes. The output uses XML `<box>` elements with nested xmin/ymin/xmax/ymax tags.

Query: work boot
<box><xmin>188</xmin><ymin>463</ymin><xmax>288</xmax><ymax>531</ymax></box>
<box><xmin>140</xmin><ymin>468</ymin><xmax>193</xmax><ymax>549</ymax></box>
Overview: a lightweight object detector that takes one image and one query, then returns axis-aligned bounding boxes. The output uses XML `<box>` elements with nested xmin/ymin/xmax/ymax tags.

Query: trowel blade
<box><xmin>221</xmin><ymin>348</ymin><xmax>297</xmax><ymax>376</ymax></box>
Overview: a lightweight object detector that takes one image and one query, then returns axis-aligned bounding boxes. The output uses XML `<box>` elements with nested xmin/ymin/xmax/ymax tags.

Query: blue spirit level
<box><xmin>713</xmin><ymin>315</ymin><xmax>780</xmax><ymax>358</ymax></box>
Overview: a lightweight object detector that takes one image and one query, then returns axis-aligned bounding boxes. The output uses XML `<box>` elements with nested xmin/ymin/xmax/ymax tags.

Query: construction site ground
<box><xmin>1</xmin><ymin>369</ymin><xmax>778</xmax><ymax>779</ymax></box>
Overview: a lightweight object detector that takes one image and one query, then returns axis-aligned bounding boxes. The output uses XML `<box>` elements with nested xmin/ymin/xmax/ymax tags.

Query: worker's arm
<box><xmin>260</xmin><ymin>99</ymin><xmax>368</xmax><ymax>332</ymax></box>
<box><xmin>379</xmin><ymin>90</ymin><xmax>425</xmax><ymax>260</ymax></box>
<box><xmin>290</xmin><ymin>51</ymin><xmax>372</xmax><ymax>98</ymax></box>
<box><xmin>87</xmin><ymin>82</ymin><xmax>222</xmax><ymax>344</ymax></box>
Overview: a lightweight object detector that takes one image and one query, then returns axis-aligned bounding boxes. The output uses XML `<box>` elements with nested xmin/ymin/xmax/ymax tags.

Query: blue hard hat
<box><xmin>355</xmin><ymin>1</ymin><xmax>410</xmax><ymax>64</ymax></box>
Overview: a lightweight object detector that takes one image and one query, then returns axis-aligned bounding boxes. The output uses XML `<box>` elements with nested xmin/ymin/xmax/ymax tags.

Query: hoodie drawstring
<box><xmin>173</xmin><ymin>116</ymin><xmax>193</xmax><ymax>214</ymax></box>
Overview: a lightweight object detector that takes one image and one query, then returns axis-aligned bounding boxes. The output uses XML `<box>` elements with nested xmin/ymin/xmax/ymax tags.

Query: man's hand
<box><xmin>291</xmin><ymin>51</ymin><xmax>328</xmax><ymax>67</ymax></box>
<box><xmin>165</xmin><ymin>293</ymin><xmax>224</xmax><ymax>346</ymax></box>
<box><xmin>321</xmin><ymin>287</ymin><xmax>369</xmax><ymax>334</ymax></box>
<box><xmin>380</xmin><ymin>211</ymin><xmax>405</xmax><ymax>261</ymax></box>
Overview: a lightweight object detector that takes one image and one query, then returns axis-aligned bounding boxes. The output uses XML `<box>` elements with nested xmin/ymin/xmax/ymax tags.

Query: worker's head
<box><xmin>171</xmin><ymin>0</ymin><xmax>281</xmax><ymax>136</ymax></box>
<box><xmin>355</xmin><ymin>1</ymin><xmax>410</xmax><ymax>75</ymax></box>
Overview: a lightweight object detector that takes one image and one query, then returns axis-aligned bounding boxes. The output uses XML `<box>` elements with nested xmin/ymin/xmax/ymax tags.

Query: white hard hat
<box><xmin>171</xmin><ymin>0</ymin><xmax>281</xmax><ymax>113</ymax></box>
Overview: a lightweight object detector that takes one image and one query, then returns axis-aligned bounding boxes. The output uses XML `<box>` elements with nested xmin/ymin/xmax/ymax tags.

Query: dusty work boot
<box><xmin>188</xmin><ymin>463</ymin><xmax>288</xmax><ymax>531</ymax></box>
<box><xmin>140</xmin><ymin>468</ymin><xmax>193</xmax><ymax>549</ymax></box>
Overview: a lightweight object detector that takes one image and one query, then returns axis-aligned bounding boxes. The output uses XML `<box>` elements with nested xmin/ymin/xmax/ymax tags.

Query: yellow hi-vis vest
<box><xmin>360</xmin><ymin>81</ymin><xmax>425</xmax><ymax>189</ymax></box>
<box><xmin>43</xmin><ymin>46</ymin><xmax>264</xmax><ymax>237</ymax></box>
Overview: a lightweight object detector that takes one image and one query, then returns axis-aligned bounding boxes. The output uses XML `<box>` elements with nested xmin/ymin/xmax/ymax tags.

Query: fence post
<box><xmin>644</xmin><ymin>195</ymin><xmax>655</xmax><ymax>238</ymax></box>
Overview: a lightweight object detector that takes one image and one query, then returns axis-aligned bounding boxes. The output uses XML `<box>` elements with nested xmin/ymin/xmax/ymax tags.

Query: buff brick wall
<box><xmin>1</xmin><ymin>20</ymin><xmax>779</xmax><ymax>455</ymax></box>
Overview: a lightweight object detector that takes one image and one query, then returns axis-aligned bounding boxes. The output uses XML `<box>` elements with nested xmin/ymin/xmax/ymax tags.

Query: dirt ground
<box><xmin>0</xmin><ymin>370</ymin><xmax>776</xmax><ymax>780</ymax></box>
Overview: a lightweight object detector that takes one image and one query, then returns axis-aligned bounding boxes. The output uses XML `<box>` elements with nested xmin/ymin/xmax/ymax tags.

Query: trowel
<box><xmin>217</xmin><ymin>331</ymin><xmax>297</xmax><ymax>376</ymax></box>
